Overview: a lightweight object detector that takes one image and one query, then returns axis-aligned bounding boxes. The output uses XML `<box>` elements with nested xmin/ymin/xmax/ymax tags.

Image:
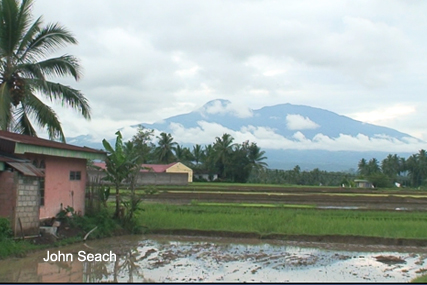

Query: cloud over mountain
<box><xmin>286</xmin><ymin>114</ymin><xmax>320</xmax><ymax>130</ymax></box>
<box><xmin>139</xmin><ymin>99</ymin><xmax>425</xmax><ymax>153</ymax></box>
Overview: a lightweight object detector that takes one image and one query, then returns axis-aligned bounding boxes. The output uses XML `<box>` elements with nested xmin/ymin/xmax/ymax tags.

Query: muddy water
<box><xmin>1</xmin><ymin>235</ymin><xmax>427</xmax><ymax>283</ymax></box>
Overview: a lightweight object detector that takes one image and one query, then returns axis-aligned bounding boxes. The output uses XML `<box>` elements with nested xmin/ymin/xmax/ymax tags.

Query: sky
<box><xmin>31</xmin><ymin>0</ymin><xmax>427</xmax><ymax>151</ymax></box>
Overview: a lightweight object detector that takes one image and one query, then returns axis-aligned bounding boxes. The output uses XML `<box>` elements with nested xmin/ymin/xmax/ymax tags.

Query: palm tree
<box><xmin>213</xmin><ymin>133</ymin><xmax>235</xmax><ymax>179</ymax></box>
<box><xmin>246</xmin><ymin>142</ymin><xmax>268</xmax><ymax>170</ymax></box>
<box><xmin>129</xmin><ymin>125</ymin><xmax>155</xmax><ymax>163</ymax></box>
<box><xmin>0</xmin><ymin>0</ymin><xmax>90</xmax><ymax>141</ymax></box>
<box><xmin>381</xmin><ymin>154</ymin><xmax>400</xmax><ymax>181</ymax></box>
<box><xmin>201</xmin><ymin>143</ymin><xmax>216</xmax><ymax>172</ymax></box>
<box><xmin>358</xmin><ymin>158</ymin><xmax>368</xmax><ymax>176</ymax></box>
<box><xmin>192</xmin><ymin>144</ymin><xmax>204</xmax><ymax>165</ymax></box>
<box><xmin>154</xmin><ymin>132</ymin><xmax>177</xmax><ymax>163</ymax></box>
<box><xmin>174</xmin><ymin>144</ymin><xmax>193</xmax><ymax>164</ymax></box>
<box><xmin>367</xmin><ymin>158</ymin><xmax>381</xmax><ymax>175</ymax></box>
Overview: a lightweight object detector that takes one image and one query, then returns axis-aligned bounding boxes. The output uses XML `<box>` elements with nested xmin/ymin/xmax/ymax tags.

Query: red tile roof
<box><xmin>141</xmin><ymin>163</ymin><xmax>177</xmax><ymax>172</ymax></box>
<box><xmin>93</xmin><ymin>162</ymin><xmax>178</xmax><ymax>173</ymax></box>
<box><xmin>0</xmin><ymin>130</ymin><xmax>105</xmax><ymax>154</ymax></box>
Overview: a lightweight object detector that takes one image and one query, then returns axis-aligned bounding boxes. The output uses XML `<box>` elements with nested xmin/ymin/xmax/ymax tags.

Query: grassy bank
<box><xmin>136</xmin><ymin>203</ymin><xmax>427</xmax><ymax>239</ymax></box>
<box><xmin>0</xmin><ymin>209</ymin><xmax>125</xmax><ymax>260</ymax></box>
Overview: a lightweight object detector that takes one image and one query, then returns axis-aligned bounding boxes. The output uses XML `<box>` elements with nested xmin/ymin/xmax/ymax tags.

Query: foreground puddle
<box><xmin>0</xmin><ymin>235</ymin><xmax>427</xmax><ymax>282</ymax></box>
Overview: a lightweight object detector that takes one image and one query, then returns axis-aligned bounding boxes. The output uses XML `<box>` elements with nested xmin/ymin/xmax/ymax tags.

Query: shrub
<box><xmin>0</xmin><ymin>218</ymin><xmax>12</xmax><ymax>240</ymax></box>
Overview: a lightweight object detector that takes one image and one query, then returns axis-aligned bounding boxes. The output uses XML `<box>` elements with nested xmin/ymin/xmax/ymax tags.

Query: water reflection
<box><xmin>0</xmin><ymin>235</ymin><xmax>426</xmax><ymax>283</ymax></box>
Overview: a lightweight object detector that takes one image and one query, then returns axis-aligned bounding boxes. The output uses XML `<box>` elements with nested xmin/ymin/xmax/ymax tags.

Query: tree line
<box><xmin>248</xmin><ymin>165</ymin><xmax>356</xmax><ymax>186</ymax></box>
<box><xmin>249</xmin><ymin>150</ymin><xmax>427</xmax><ymax>188</ymax></box>
<box><xmin>123</xmin><ymin>126</ymin><xmax>268</xmax><ymax>183</ymax></box>
<box><xmin>358</xmin><ymin>150</ymin><xmax>427</xmax><ymax>188</ymax></box>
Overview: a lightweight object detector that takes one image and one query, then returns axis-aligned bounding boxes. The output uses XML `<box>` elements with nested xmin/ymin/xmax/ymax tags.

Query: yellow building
<box><xmin>164</xmin><ymin>162</ymin><xmax>193</xmax><ymax>182</ymax></box>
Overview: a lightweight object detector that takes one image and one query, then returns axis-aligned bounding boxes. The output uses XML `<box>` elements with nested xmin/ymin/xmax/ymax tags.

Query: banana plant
<box><xmin>102</xmin><ymin>131</ymin><xmax>140</xmax><ymax>218</ymax></box>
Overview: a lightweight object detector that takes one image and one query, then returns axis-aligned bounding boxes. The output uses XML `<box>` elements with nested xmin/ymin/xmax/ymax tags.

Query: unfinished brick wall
<box><xmin>14</xmin><ymin>175</ymin><xmax>40</xmax><ymax>236</ymax></box>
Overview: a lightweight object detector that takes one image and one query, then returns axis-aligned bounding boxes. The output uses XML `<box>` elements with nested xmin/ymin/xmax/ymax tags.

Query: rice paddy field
<box><xmin>136</xmin><ymin>182</ymin><xmax>427</xmax><ymax>211</ymax></box>
<box><xmin>121</xmin><ymin>182</ymin><xmax>427</xmax><ymax>245</ymax></box>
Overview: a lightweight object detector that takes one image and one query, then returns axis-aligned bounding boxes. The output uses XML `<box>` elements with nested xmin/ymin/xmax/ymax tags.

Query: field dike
<box><xmin>149</xmin><ymin>229</ymin><xmax>427</xmax><ymax>248</ymax></box>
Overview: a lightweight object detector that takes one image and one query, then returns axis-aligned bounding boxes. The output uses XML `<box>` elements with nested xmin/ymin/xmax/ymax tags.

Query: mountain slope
<box><xmin>140</xmin><ymin>99</ymin><xmax>417</xmax><ymax>145</ymax></box>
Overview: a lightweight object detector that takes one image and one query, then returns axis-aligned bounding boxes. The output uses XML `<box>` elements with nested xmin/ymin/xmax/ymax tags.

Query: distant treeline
<box><xmin>248</xmin><ymin>166</ymin><xmax>356</xmax><ymax>186</ymax></box>
<box><xmin>357</xmin><ymin>150</ymin><xmax>427</xmax><ymax>188</ymax></box>
<box><xmin>249</xmin><ymin>150</ymin><xmax>427</xmax><ymax>188</ymax></box>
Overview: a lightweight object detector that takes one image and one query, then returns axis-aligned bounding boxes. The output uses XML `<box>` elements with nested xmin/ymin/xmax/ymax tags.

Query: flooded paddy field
<box><xmin>1</xmin><ymin>235</ymin><xmax>427</xmax><ymax>282</ymax></box>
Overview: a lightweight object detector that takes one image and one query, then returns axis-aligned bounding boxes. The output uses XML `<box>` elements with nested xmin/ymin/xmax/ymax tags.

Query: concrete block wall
<box><xmin>14</xmin><ymin>176</ymin><xmax>40</xmax><ymax>236</ymax></box>
<box><xmin>87</xmin><ymin>170</ymin><xmax>189</xmax><ymax>186</ymax></box>
<box><xmin>136</xmin><ymin>172</ymin><xmax>188</xmax><ymax>185</ymax></box>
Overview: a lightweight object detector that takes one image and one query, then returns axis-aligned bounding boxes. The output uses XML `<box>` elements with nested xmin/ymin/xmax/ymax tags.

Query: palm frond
<box><xmin>16</xmin><ymin>61</ymin><xmax>46</xmax><ymax>81</ymax></box>
<box><xmin>28</xmin><ymin>79</ymin><xmax>90</xmax><ymax>119</ymax></box>
<box><xmin>21</xmin><ymin>92</ymin><xmax>65</xmax><ymax>142</ymax></box>
<box><xmin>22</xmin><ymin>23</ymin><xmax>78</xmax><ymax>60</ymax></box>
<box><xmin>0</xmin><ymin>0</ymin><xmax>21</xmax><ymax>55</ymax></box>
<box><xmin>16</xmin><ymin>0</ymin><xmax>35</xmax><ymax>39</ymax></box>
<box><xmin>30</xmin><ymin>55</ymin><xmax>81</xmax><ymax>80</ymax></box>
<box><xmin>11</xmin><ymin>104</ymin><xmax>37</xmax><ymax>136</ymax></box>
<box><xmin>16</xmin><ymin>15</ymin><xmax>42</xmax><ymax>60</ymax></box>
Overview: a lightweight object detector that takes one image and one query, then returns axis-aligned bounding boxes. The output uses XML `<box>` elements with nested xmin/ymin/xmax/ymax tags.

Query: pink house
<box><xmin>0</xmin><ymin>131</ymin><xmax>105</xmax><ymax>236</ymax></box>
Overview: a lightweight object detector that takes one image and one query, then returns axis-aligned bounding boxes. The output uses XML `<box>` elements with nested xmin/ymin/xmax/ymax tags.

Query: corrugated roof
<box><xmin>0</xmin><ymin>153</ymin><xmax>45</xmax><ymax>177</ymax></box>
<box><xmin>7</xmin><ymin>162</ymin><xmax>45</xmax><ymax>177</ymax></box>
<box><xmin>141</xmin><ymin>163</ymin><xmax>177</xmax><ymax>173</ymax></box>
<box><xmin>0</xmin><ymin>130</ymin><xmax>105</xmax><ymax>154</ymax></box>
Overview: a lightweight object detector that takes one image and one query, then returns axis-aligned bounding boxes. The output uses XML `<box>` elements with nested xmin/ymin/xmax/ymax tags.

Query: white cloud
<box><xmin>200</xmin><ymin>100</ymin><xmax>253</xmax><ymax>118</ymax></box>
<box><xmin>286</xmin><ymin>114</ymin><xmax>320</xmax><ymax>130</ymax></box>
<box><xmin>163</xmin><ymin>121</ymin><xmax>427</xmax><ymax>153</ymax></box>
<box><xmin>350</xmin><ymin>105</ymin><xmax>416</xmax><ymax>124</ymax></box>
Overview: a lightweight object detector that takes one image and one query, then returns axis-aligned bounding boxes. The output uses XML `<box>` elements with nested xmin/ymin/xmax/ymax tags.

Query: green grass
<box><xmin>0</xmin><ymin>236</ymin><xmax>84</xmax><ymax>259</ymax></box>
<box><xmin>411</xmin><ymin>274</ymin><xmax>427</xmax><ymax>283</ymax></box>
<box><xmin>136</xmin><ymin>203</ymin><xmax>427</xmax><ymax>239</ymax></box>
<box><xmin>0</xmin><ymin>239</ymin><xmax>38</xmax><ymax>259</ymax></box>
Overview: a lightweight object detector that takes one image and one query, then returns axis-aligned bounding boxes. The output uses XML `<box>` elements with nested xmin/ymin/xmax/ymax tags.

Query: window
<box><xmin>39</xmin><ymin>178</ymin><xmax>45</xmax><ymax>206</ymax></box>
<box><xmin>70</xmin><ymin>171</ymin><xmax>81</xmax><ymax>181</ymax></box>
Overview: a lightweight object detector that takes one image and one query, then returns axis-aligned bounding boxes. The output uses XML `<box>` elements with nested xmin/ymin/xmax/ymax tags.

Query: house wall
<box><xmin>15</xmin><ymin>175</ymin><xmax>40</xmax><ymax>236</ymax></box>
<box><xmin>136</xmin><ymin>172</ymin><xmax>188</xmax><ymax>185</ymax></box>
<box><xmin>166</xmin><ymin>163</ymin><xmax>193</xmax><ymax>182</ymax></box>
<box><xmin>0</xmin><ymin>171</ymin><xmax>40</xmax><ymax>237</ymax></box>
<box><xmin>18</xmin><ymin>154</ymin><xmax>87</xmax><ymax>220</ymax></box>
<box><xmin>0</xmin><ymin>171</ymin><xmax>17</xmax><ymax>222</ymax></box>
